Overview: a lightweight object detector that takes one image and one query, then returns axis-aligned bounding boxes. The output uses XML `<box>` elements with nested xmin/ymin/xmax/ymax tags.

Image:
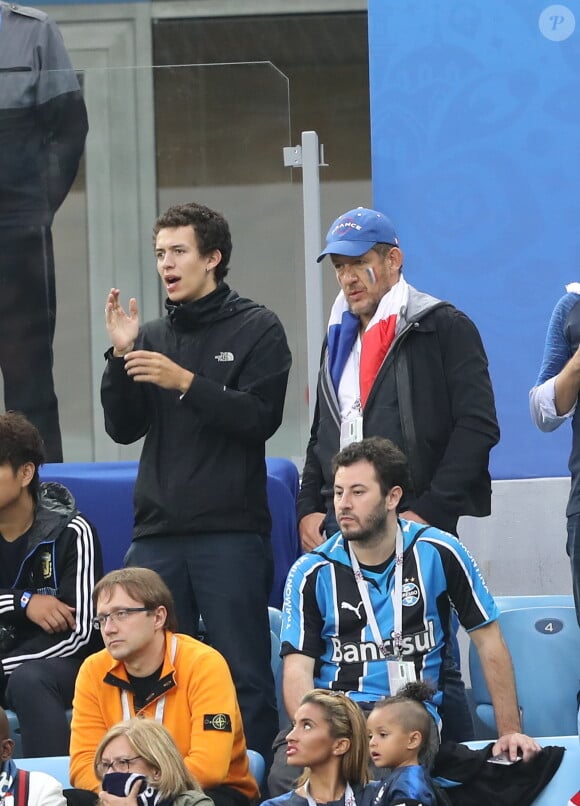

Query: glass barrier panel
<box><xmin>0</xmin><ymin>62</ymin><xmax>308</xmax><ymax>465</ymax></box>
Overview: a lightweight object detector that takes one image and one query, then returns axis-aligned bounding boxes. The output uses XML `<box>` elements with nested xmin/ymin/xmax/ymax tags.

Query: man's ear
<box><xmin>205</xmin><ymin>249</ymin><xmax>222</xmax><ymax>272</ymax></box>
<box><xmin>386</xmin><ymin>485</ymin><xmax>403</xmax><ymax>512</ymax></box>
<box><xmin>0</xmin><ymin>738</ymin><xmax>15</xmax><ymax>762</ymax></box>
<box><xmin>387</xmin><ymin>246</ymin><xmax>404</xmax><ymax>271</ymax></box>
<box><xmin>18</xmin><ymin>462</ymin><xmax>36</xmax><ymax>490</ymax></box>
<box><xmin>153</xmin><ymin>605</ymin><xmax>167</xmax><ymax>629</ymax></box>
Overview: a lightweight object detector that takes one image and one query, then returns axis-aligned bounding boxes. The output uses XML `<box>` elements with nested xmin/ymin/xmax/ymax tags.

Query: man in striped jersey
<box><xmin>0</xmin><ymin>412</ymin><xmax>102</xmax><ymax>757</ymax></box>
<box><xmin>269</xmin><ymin>437</ymin><xmax>539</xmax><ymax>793</ymax></box>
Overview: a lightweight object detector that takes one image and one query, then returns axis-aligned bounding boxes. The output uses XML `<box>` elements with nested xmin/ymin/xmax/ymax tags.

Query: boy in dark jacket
<box><xmin>101</xmin><ymin>202</ymin><xmax>291</xmax><ymax>763</ymax></box>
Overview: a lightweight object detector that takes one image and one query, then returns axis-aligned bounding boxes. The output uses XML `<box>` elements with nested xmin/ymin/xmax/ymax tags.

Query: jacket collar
<box><xmin>103</xmin><ymin>631</ymin><xmax>177</xmax><ymax>703</ymax></box>
<box><xmin>165</xmin><ymin>283</ymin><xmax>235</xmax><ymax>329</ymax></box>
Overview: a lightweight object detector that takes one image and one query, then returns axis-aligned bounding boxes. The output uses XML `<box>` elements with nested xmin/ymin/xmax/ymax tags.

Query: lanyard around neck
<box><xmin>303</xmin><ymin>781</ymin><xmax>356</xmax><ymax>806</ymax></box>
<box><xmin>347</xmin><ymin>525</ymin><xmax>404</xmax><ymax>658</ymax></box>
<box><xmin>121</xmin><ymin>634</ymin><xmax>177</xmax><ymax>722</ymax></box>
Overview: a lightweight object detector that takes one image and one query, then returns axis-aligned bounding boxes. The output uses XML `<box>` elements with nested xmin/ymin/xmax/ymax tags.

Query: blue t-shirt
<box><xmin>534</xmin><ymin>290</ymin><xmax>580</xmax><ymax>516</ymax></box>
<box><xmin>281</xmin><ymin>519</ymin><xmax>498</xmax><ymax>722</ymax></box>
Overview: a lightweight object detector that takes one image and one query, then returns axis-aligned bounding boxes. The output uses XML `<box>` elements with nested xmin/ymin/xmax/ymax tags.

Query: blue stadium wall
<box><xmin>368</xmin><ymin>0</ymin><xmax>580</xmax><ymax>480</ymax></box>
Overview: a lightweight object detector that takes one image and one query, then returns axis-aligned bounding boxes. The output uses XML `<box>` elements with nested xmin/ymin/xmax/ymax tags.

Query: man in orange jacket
<box><xmin>70</xmin><ymin>567</ymin><xmax>258</xmax><ymax>806</ymax></box>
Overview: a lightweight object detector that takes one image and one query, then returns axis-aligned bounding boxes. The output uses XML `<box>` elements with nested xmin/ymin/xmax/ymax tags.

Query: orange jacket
<box><xmin>69</xmin><ymin>631</ymin><xmax>258</xmax><ymax>799</ymax></box>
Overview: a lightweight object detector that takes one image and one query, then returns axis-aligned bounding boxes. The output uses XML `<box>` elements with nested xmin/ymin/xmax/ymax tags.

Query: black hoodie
<box><xmin>101</xmin><ymin>283</ymin><xmax>292</xmax><ymax>537</ymax></box>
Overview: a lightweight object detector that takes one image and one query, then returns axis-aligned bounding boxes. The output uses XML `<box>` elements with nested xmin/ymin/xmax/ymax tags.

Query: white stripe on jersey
<box><xmin>0</xmin><ymin>595</ymin><xmax>16</xmax><ymax>615</ymax></box>
<box><xmin>417</xmin><ymin>534</ymin><xmax>494</xmax><ymax>624</ymax></box>
<box><xmin>295</xmin><ymin>558</ymin><xmax>327</xmax><ymax>652</ymax></box>
<box><xmin>2</xmin><ymin>515</ymin><xmax>98</xmax><ymax>676</ymax></box>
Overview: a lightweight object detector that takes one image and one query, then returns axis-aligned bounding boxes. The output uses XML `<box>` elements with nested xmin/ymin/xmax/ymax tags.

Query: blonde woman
<box><xmin>262</xmin><ymin>690</ymin><xmax>374</xmax><ymax>806</ymax></box>
<box><xmin>94</xmin><ymin>720</ymin><xmax>213</xmax><ymax>806</ymax></box>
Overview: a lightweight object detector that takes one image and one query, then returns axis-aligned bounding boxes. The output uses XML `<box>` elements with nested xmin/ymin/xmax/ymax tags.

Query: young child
<box><xmin>366</xmin><ymin>682</ymin><xmax>439</xmax><ymax>806</ymax></box>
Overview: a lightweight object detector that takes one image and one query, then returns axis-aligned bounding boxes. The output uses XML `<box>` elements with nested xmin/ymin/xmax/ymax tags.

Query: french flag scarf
<box><xmin>327</xmin><ymin>275</ymin><xmax>409</xmax><ymax>408</ymax></box>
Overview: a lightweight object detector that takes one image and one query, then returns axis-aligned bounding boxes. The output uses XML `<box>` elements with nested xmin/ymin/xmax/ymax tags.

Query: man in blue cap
<box><xmin>295</xmin><ymin>206</ymin><xmax>499</xmax><ymax>742</ymax></box>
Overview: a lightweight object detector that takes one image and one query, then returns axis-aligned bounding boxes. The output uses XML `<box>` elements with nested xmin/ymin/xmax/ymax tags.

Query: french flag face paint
<box><xmin>365</xmin><ymin>267</ymin><xmax>376</xmax><ymax>284</ymax></box>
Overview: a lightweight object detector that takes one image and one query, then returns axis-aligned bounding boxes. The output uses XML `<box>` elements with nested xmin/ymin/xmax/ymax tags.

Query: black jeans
<box><xmin>566</xmin><ymin>512</ymin><xmax>580</xmax><ymax>627</ymax></box>
<box><xmin>0</xmin><ymin>225</ymin><xmax>62</xmax><ymax>461</ymax></box>
<box><xmin>5</xmin><ymin>656</ymin><xmax>82</xmax><ymax>756</ymax></box>
<box><xmin>125</xmin><ymin>532</ymin><xmax>278</xmax><ymax>765</ymax></box>
<box><xmin>439</xmin><ymin>649</ymin><xmax>474</xmax><ymax>743</ymax></box>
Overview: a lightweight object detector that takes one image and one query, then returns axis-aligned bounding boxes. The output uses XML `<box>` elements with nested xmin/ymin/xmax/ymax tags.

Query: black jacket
<box><xmin>297</xmin><ymin>285</ymin><xmax>500</xmax><ymax>535</ymax></box>
<box><xmin>0</xmin><ymin>482</ymin><xmax>103</xmax><ymax>681</ymax></box>
<box><xmin>432</xmin><ymin>741</ymin><xmax>564</xmax><ymax>806</ymax></box>
<box><xmin>101</xmin><ymin>283</ymin><xmax>292</xmax><ymax>537</ymax></box>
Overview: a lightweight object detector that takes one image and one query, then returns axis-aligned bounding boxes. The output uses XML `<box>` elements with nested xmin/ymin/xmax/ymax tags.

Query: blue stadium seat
<box><xmin>268</xmin><ymin>606</ymin><xmax>282</xmax><ymax>639</ymax></box>
<box><xmin>469</xmin><ymin>605</ymin><xmax>580</xmax><ymax>737</ymax></box>
<box><xmin>16</xmin><ymin>756</ymin><xmax>71</xmax><ymax>788</ymax></box>
<box><xmin>494</xmin><ymin>594</ymin><xmax>574</xmax><ymax>611</ymax></box>
<box><xmin>269</xmin><ymin>622</ymin><xmax>289</xmax><ymax>730</ymax></box>
<box><xmin>246</xmin><ymin>749</ymin><xmax>265</xmax><ymax>788</ymax></box>
<box><xmin>270</xmin><ymin>630</ymin><xmax>281</xmax><ymax>680</ymax></box>
<box><xmin>463</xmin><ymin>737</ymin><xmax>579</xmax><ymax>806</ymax></box>
<box><xmin>39</xmin><ymin>460</ymin><xmax>301</xmax><ymax>608</ymax></box>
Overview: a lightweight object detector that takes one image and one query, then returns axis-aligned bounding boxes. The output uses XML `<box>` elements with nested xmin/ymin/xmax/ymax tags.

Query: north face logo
<box><xmin>215</xmin><ymin>351</ymin><xmax>234</xmax><ymax>362</ymax></box>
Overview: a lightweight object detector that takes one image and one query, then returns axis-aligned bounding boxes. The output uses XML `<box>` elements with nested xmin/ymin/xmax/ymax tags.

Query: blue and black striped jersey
<box><xmin>281</xmin><ymin>519</ymin><xmax>498</xmax><ymax>720</ymax></box>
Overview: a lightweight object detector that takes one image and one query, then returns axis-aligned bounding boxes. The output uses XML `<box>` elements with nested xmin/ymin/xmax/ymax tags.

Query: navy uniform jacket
<box><xmin>0</xmin><ymin>1</ymin><xmax>88</xmax><ymax>228</ymax></box>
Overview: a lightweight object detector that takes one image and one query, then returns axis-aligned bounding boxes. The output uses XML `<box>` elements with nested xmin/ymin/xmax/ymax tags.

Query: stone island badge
<box><xmin>203</xmin><ymin>713</ymin><xmax>232</xmax><ymax>732</ymax></box>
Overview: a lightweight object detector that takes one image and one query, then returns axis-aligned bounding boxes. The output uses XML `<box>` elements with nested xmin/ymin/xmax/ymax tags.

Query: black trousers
<box><xmin>125</xmin><ymin>532</ymin><xmax>279</xmax><ymax>766</ymax></box>
<box><xmin>566</xmin><ymin>512</ymin><xmax>580</xmax><ymax>626</ymax></box>
<box><xmin>4</xmin><ymin>656</ymin><xmax>83</xmax><ymax>756</ymax></box>
<box><xmin>0</xmin><ymin>224</ymin><xmax>63</xmax><ymax>461</ymax></box>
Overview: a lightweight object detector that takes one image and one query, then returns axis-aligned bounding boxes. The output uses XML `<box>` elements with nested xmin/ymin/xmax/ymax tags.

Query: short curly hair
<box><xmin>0</xmin><ymin>411</ymin><xmax>45</xmax><ymax>498</ymax></box>
<box><xmin>153</xmin><ymin>203</ymin><xmax>232</xmax><ymax>282</ymax></box>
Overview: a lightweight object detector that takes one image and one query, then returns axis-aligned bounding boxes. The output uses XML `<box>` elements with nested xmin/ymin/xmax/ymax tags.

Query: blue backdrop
<box><xmin>368</xmin><ymin>0</ymin><xmax>580</xmax><ymax>480</ymax></box>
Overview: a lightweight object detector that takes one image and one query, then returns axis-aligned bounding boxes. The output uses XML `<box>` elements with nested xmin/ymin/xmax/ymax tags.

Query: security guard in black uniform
<box><xmin>0</xmin><ymin>2</ymin><xmax>88</xmax><ymax>460</ymax></box>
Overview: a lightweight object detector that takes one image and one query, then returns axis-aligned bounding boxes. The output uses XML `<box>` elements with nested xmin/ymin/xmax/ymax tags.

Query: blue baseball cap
<box><xmin>316</xmin><ymin>207</ymin><xmax>399</xmax><ymax>263</ymax></box>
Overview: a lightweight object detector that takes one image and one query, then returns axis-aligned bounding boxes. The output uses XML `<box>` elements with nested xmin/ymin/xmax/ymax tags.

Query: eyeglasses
<box><xmin>96</xmin><ymin>756</ymin><xmax>144</xmax><ymax>776</ymax></box>
<box><xmin>92</xmin><ymin>607</ymin><xmax>152</xmax><ymax>630</ymax></box>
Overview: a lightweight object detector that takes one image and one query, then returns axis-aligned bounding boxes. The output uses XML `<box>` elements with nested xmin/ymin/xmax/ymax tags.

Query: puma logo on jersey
<box><xmin>340</xmin><ymin>601</ymin><xmax>364</xmax><ymax>619</ymax></box>
<box><xmin>214</xmin><ymin>351</ymin><xmax>234</xmax><ymax>362</ymax></box>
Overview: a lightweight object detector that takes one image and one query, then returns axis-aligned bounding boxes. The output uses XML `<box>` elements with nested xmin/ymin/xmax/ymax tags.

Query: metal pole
<box><xmin>283</xmin><ymin>131</ymin><xmax>327</xmax><ymax>422</ymax></box>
